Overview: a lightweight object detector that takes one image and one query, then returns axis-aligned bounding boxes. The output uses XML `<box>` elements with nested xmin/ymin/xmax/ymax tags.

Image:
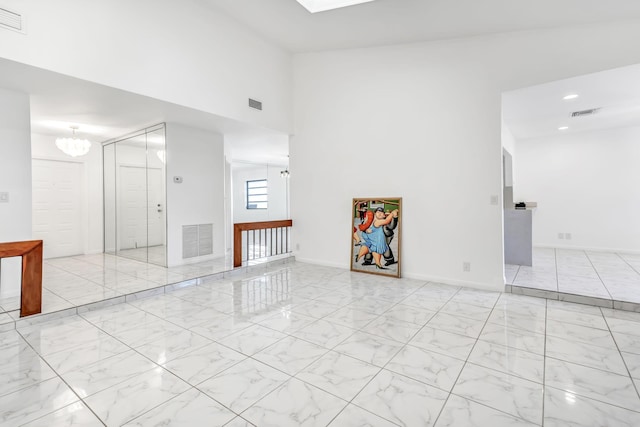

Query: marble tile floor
<box><xmin>506</xmin><ymin>248</ymin><xmax>640</xmax><ymax>312</ymax></box>
<box><xmin>2</xmin><ymin>261</ymin><xmax>640</xmax><ymax>426</ymax></box>
<box><xmin>0</xmin><ymin>251</ymin><xmax>292</xmax><ymax>323</ymax></box>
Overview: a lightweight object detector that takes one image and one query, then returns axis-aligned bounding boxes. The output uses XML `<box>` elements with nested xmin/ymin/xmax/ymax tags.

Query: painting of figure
<box><xmin>351</xmin><ymin>198</ymin><xmax>402</xmax><ymax>278</ymax></box>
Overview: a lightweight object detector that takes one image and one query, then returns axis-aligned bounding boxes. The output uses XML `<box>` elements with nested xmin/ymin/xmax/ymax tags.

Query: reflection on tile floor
<box><xmin>115</xmin><ymin>245</ymin><xmax>167</xmax><ymax>266</ymax></box>
<box><xmin>506</xmin><ymin>248</ymin><xmax>640</xmax><ymax>310</ymax></box>
<box><xmin>0</xmin><ymin>252</ymin><xmax>290</xmax><ymax>323</ymax></box>
<box><xmin>2</xmin><ymin>261</ymin><xmax>640</xmax><ymax>426</ymax></box>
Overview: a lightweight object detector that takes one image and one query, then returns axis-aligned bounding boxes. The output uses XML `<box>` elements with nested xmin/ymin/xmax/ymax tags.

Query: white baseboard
<box><xmin>292</xmin><ymin>257</ymin><xmax>503</xmax><ymax>292</ymax></box>
<box><xmin>293</xmin><ymin>257</ymin><xmax>347</xmax><ymax>269</ymax></box>
<box><xmin>401</xmin><ymin>271</ymin><xmax>503</xmax><ymax>293</ymax></box>
<box><xmin>534</xmin><ymin>245</ymin><xmax>640</xmax><ymax>255</ymax></box>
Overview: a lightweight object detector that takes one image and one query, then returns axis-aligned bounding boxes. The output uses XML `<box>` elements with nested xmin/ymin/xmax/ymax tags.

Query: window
<box><xmin>246</xmin><ymin>179</ymin><xmax>268</xmax><ymax>209</ymax></box>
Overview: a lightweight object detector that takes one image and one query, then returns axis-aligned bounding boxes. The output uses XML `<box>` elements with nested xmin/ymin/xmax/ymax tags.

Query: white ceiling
<box><xmin>0</xmin><ymin>58</ymin><xmax>288</xmax><ymax>164</ymax></box>
<box><xmin>503</xmin><ymin>63</ymin><xmax>640</xmax><ymax>141</ymax></box>
<box><xmin>200</xmin><ymin>0</ymin><xmax>640</xmax><ymax>53</ymax></box>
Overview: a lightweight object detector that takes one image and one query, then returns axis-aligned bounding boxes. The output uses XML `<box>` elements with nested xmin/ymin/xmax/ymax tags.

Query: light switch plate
<box><xmin>0</xmin><ymin>192</ymin><xmax>8</xmax><ymax>203</ymax></box>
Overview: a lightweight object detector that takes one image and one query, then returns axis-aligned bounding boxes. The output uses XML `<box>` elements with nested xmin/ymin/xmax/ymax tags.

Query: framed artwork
<box><xmin>351</xmin><ymin>198</ymin><xmax>402</xmax><ymax>278</ymax></box>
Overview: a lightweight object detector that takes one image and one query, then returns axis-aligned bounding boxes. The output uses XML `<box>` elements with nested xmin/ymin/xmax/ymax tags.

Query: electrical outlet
<box><xmin>0</xmin><ymin>192</ymin><xmax>8</xmax><ymax>203</ymax></box>
<box><xmin>490</xmin><ymin>195</ymin><xmax>499</xmax><ymax>205</ymax></box>
<box><xmin>565</xmin><ymin>233</ymin><xmax>572</xmax><ymax>240</ymax></box>
<box><xmin>463</xmin><ymin>262</ymin><xmax>471</xmax><ymax>272</ymax></box>
<box><xmin>558</xmin><ymin>233</ymin><xmax>564</xmax><ymax>240</ymax></box>
<box><xmin>295</xmin><ymin>243</ymin><xmax>300</xmax><ymax>251</ymax></box>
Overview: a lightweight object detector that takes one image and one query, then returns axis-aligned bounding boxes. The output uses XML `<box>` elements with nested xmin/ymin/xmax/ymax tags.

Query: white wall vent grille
<box><xmin>248</xmin><ymin>98</ymin><xmax>263</xmax><ymax>110</ymax></box>
<box><xmin>0</xmin><ymin>7</ymin><xmax>24</xmax><ymax>33</ymax></box>
<box><xmin>182</xmin><ymin>224</ymin><xmax>213</xmax><ymax>259</ymax></box>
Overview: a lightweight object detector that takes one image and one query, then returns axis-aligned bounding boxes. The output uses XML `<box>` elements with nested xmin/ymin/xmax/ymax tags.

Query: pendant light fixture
<box><xmin>55</xmin><ymin>126</ymin><xmax>92</xmax><ymax>157</ymax></box>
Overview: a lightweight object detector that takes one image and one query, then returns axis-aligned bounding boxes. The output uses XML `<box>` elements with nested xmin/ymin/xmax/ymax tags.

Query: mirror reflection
<box><xmin>103</xmin><ymin>124</ymin><xmax>167</xmax><ymax>267</ymax></box>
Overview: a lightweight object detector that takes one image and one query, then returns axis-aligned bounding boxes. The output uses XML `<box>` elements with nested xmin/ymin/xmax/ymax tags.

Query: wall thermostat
<box><xmin>173</xmin><ymin>176</ymin><xmax>183</xmax><ymax>184</ymax></box>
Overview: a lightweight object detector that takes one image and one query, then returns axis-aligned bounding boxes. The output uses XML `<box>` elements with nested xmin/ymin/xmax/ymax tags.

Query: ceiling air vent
<box><xmin>248</xmin><ymin>98</ymin><xmax>263</xmax><ymax>111</ymax></box>
<box><xmin>0</xmin><ymin>6</ymin><xmax>23</xmax><ymax>32</ymax></box>
<box><xmin>571</xmin><ymin>108</ymin><xmax>600</xmax><ymax>118</ymax></box>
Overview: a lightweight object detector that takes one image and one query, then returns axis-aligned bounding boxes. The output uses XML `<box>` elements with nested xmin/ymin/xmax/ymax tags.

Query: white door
<box><xmin>118</xmin><ymin>166</ymin><xmax>147</xmax><ymax>250</ymax></box>
<box><xmin>32</xmin><ymin>159</ymin><xmax>83</xmax><ymax>259</ymax></box>
<box><xmin>118</xmin><ymin>166</ymin><xmax>165</xmax><ymax>250</ymax></box>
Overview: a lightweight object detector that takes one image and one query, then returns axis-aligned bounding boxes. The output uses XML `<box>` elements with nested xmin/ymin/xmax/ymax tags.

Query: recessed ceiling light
<box><xmin>563</xmin><ymin>94</ymin><xmax>579</xmax><ymax>100</ymax></box>
<box><xmin>558</xmin><ymin>126</ymin><xmax>569</xmax><ymax>131</ymax></box>
<box><xmin>295</xmin><ymin>0</ymin><xmax>376</xmax><ymax>13</ymax></box>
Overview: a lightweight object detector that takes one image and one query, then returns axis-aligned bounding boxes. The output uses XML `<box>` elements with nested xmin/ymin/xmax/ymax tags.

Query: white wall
<box><xmin>31</xmin><ymin>133</ymin><xmax>103</xmax><ymax>255</ymax></box>
<box><xmin>232</xmin><ymin>164</ymin><xmax>289</xmax><ymax>224</ymax></box>
<box><xmin>166</xmin><ymin>123</ymin><xmax>225</xmax><ymax>266</ymax></box>
<box><xmin>224</xmin><ymin>159</ymin><xmax>232</xmax><ymax>253</ymax></box>
<box><xmin>502</xmin><ymin>124</ymin><xmax>516</xmax><ymax>209</ymax></box>
<box><xmin>292</xmin><ymin>19</ymin><xmax>640</xmax><ymax>291</ymax></box>
<box><xmin>0</xmin><ymin>87</ymin><xmax>32</xmax><ymax>298</ymax></box>
<box><xmin>514</xmin><ymin>126</ymin><xmax>640</xmax><ymax>253</ymax></box>
<box><xmin>502</xmin><ymin>122</ymin><xmax>517</xmax><ymax>159</ymax></box>
<box><xmin>0</xmin><ymin>0</ymin><xmax>292</xmax><ymax>133</ymax></box>
<box><xmin>502</xmin><ymin>124</ymin><xmax>516</xmax><ymax>187</ymax></box>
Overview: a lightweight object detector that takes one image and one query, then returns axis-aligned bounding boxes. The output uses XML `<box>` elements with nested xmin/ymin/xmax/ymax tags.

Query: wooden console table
<box><xmin>0</xmin><ymin>240</ymin><xmax>43</xmax><ymax>317</ymax></box>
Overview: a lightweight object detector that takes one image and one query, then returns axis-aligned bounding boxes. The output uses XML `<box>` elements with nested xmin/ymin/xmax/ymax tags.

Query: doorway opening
<box><xmin>502</xmin><ymin>64</ymin><xmax>640</xmax><ymax>309</ymax></box>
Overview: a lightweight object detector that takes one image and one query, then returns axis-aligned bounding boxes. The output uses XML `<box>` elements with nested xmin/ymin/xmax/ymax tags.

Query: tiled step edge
<box><xmin>506</xmin><ymin>284</ymin><xmax>640</xmax><ymax>313</ymax></box>
<box><xmin>0</xmin><ymin>255</ymin><xmax>296</xmax><ymax>332</ymax></box>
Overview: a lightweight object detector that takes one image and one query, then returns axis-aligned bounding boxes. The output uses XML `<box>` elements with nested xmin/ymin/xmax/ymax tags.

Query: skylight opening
<box><xmin>295</xmin><ymin>0</ymin><xmax>376</xmax><ymax>13</ymax></box>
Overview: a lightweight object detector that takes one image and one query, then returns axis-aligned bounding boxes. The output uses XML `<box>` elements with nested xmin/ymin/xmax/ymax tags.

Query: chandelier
<box><xmin>55</xmin><ymin>126</ymin><xmax>92</xmax><ymax>157</ymax></box>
